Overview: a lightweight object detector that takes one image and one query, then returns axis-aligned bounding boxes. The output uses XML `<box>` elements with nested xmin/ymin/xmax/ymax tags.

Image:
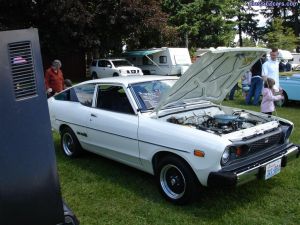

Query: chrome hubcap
<box><xmin>62</xmin><ymin>133</ymin><xmax>74</xmax><ymax>156</ymax></box>
<box><xmin>160</xmin><ymin>164</ymin><xmax>186</xmax><ymax>200</ymax></box>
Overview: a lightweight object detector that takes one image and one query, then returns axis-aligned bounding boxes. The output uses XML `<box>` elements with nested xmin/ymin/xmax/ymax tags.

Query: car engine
<box><xmin>166</xmin><ymin>110</ymin><xmax>268</xmax><ymax>135</ymax></box>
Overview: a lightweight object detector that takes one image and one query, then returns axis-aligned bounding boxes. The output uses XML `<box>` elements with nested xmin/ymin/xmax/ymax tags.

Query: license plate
<box><xmin>265</xmin><ymin>159</ymin><xmax>282</xmax><ymax>180</ymax></box>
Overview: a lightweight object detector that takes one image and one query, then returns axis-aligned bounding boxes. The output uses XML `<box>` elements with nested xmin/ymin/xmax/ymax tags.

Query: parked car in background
<box><xmin>89</xmin><ymin>58</ymin><xmax>143</xmax><ymax>79</ymax></box>
<box><xmin>294</xmin><ymin>65</ymin><xmax>300</xmax><ymax>71</ymax></box>
<box><xmin>123</xmin><ymin>47</ymin><xmax>192</xmax><ymax>75</ymax></box>
<box><xmin>280</xmin><ymin>74</ymin><xmax>300</xmax><ymax>105</ymax></box>
<box><xmin>48</xmin><ymin>48</ymin><xmax>299</xmax><ymax>204</ymax></box>
<box><xmin>291</xmin><ymin>53</ymin><xmax>300</xmax><ymax>70</ymax></box>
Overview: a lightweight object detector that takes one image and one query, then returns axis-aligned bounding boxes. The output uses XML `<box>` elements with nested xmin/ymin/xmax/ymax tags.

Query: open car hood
<box><xmin>155</xmin><ymin>47</ymin><xmax>268</xmax><ymax>112</ymax></box>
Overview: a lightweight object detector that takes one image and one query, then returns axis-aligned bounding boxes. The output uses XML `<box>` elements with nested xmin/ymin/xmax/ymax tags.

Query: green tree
<box><xmin>236</xmin><ymin>2</ymin><xmax>260</xmax><ymax>47</ymax></box>
<box><xmin>242</xmin><ymin>37</ymin><xmax>257</xmax><ymax>47</ymax></box>
<box><xmin>259</xmin><ymin>0</ymin><xmax>300</xmax><ymax>51</ymax></box>
<box><xmin>0</xmin><ymin>0</ymin><xmax>168</xmax><ymax>57</ymax></box>
<box><xmin>162</xmin><ymin>0</ymin><xmax>239</xmax><ymax>48</ymax></box>
<box><xmin>265</xmin><ymin>18</ymin><xmax>297</xmax><ymax>51</ymax></box>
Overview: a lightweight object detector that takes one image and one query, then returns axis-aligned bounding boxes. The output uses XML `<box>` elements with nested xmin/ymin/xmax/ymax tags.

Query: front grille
<box><xmin>127</xmin><ymin>70</ymin><xmax>137</xmax><ymax>74</ymax></box>
<box><xmin>249</xmin><ymin>132</ymin><xmax>282</xmax><ymax>154</ymax></box>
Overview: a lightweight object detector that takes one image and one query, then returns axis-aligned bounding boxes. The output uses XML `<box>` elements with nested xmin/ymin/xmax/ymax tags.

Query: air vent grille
<box><xmin>8</xmin><ymin>41</ymin><xmax>37</xmax><ymax>100</ymax></box>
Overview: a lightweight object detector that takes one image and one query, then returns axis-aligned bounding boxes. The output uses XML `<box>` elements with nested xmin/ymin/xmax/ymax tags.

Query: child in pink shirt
<box><xmin>261</xmin><ymin>78</ymin><xmax>284</xmax><ymax>115</ymax></box>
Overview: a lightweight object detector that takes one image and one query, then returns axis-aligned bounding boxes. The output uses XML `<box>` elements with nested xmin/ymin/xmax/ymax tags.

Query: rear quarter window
<box><xmin>54</xmin><ymin>89</ymin><xmax>78</xmax><ymax>102</ymax></box>
<box><xmin>73</xmin><ymin>83</ymin><xmax>96</xmax><ymax>107</ymax></box>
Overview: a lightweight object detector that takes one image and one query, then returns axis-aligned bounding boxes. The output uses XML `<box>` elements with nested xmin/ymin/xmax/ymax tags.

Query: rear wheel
<box><xmin>92</xmin><ymin>72</ymin><xmax>98</xmax><ymax>79</ymax></box>
<box><xmin>156</xmin><ymin>155</ymin><xmax>198</xmax><ymax>204</ymax></box>
<box><xmin>60</xmin><ymin>127</ymin><xmax>83</xmax><ymax>157</ymax></box>
<box><xmin>113</xmin><ymin>72</ymin><xmax>119</xmax><ymax>77</ymax></box>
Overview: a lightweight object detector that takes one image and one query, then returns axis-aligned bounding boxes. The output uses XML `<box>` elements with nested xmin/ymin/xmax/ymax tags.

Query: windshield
<box><xmin>131</xmin><ymin>79</ymin><xmax>177</xmax><ymax>111</ymax></box>
<box><xmin>112</xmin><ymin>60</ymin><xmax>132</xmax><ymax>67</ymax></box>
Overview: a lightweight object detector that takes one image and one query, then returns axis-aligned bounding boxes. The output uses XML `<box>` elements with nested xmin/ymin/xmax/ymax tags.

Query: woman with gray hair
<box><xmin>45</xmin><ymin>59</ymin><xmax>64</xmax><ymax>97</ymax></box>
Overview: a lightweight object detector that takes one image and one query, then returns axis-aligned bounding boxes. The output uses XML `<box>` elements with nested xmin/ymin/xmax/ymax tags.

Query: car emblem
<box><xmin>264</xmin><ymin>138</ymin><xmax>269</xmax><ymax>143</ymax></box>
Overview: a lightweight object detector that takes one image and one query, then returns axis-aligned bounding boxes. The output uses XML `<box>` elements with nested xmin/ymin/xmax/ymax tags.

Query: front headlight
<box><xmin>221</xmin><ymin>148</ymin><xmax>230</xmax><ymax>165</ymax></box>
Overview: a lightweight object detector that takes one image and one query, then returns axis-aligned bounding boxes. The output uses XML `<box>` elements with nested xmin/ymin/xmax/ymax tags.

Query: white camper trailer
<box><xmin>123</xmin><ymin>47</ymin><xmax>192</xmax><ymax>76</ymax></box>
<box><xmin>278</xmin><ymin>49</ymin><xmax>293</xmax><ymax>60</ymax></box>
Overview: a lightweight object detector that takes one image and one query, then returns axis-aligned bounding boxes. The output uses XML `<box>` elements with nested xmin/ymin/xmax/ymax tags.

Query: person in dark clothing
<box><xmin>245</xmin><ymin>56</ymin><xmax>265</xmax><ymax>105</ymax></box>
<box><xmin>64</xmin><ymin>79</ymin><xmax>72</xmax><ymax>88</ymax></box>
<box><xmin>279</xmin><ymin>60</ymin><xmax>286</xmax><ymax>72</ymax></box>
<box><xmin>286</xmin><ymin>61</ymin><xmax>292</xmax><ymax>71</ymax></box>
<box><xmin>228</xmin><ymin>83</ymin><xmax>238</xmax><ymax>100</ymax></box>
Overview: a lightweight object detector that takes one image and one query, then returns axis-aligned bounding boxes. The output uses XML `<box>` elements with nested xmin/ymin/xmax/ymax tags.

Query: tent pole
<box><xmin>145</xmin><ymin>55</ymin><xmax>167</xmax><ymax>75</ymax></box>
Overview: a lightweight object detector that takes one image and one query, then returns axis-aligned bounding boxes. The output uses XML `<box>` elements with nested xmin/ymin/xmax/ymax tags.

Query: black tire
<box><xmin>64</xmin><ymin>215</ymin><xmax>79</xmax><ymax>225</ymax></box>
<box><xmin>92</xmin><ymin>72</ymin><xmax>98</xmax><ymax>79</ymax></box>
<box><xmin>60</xmin><ymin>127</ymin><xmax>83</xmax><ymax>158</ymax></box>
<box><xmin>113</xmin><ymin>72</ymin><xmax>119</xmax><ymax>77</ymax></box>
<box><xmin>282</xmin><ymin>91</ymin><xmax>288</xmax><ymax>106</ymax></box>
<box><xmin>143</xmin><ymin>70</ymin><xmax>150</xmax><ymax>75</ymax></box>
<box><xmin>156</xmin><ymin>155</ymin><xmax>198</xmax><ymax>205</ymax></box>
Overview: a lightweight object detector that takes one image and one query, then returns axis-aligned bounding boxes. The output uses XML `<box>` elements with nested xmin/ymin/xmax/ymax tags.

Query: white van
<box><xmin>123</xmin><ymin>47</ymin><xmax>192</xmax><ymax>76</ymax></box>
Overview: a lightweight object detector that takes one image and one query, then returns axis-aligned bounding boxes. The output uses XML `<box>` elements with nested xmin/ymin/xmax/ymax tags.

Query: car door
<box><xmin>51</xmin><ymin>84</ymin><xmax>96</xmax><ymax>147</ymax></box>
<box><xmin>97</xmin><ymin>60</ymin><xmax>106</xmax><ymax>78</ymax></box>
<box><xmin>102</xmin><ymin>60</ymin><xmax>113</xmax><ymax>77</ymax></box>
<box><xmin>85</xmin><ymin>84</ymin><xmax>140</xmax><ymax>168</ymax></box>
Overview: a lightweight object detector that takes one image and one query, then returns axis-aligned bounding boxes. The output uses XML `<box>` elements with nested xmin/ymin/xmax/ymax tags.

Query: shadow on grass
<box><xmin>54</xmin><ymin>139</ymin><xmax>279</xmax><ymax>221</ymax></box>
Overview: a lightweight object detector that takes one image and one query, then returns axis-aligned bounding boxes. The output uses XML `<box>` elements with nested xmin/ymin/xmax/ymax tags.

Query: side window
<box><xmin>105</xmin><ymin>60</ymin><xmax>112</xmax><ymax>68</ymax></box>
<box><xmin>91</xmin><ymin>60</ymin><xmax>97</xmax><ymax>66</ymax></box>
<box><xmin>96</xmin><ymin>85</ymin><xmax>134</xmax><ymax>114</ymax></box>
<box><xmin>73</xmin><ymin>83</ymin><xmax>96</xmax><ymax>107</ymax></box>
<box><xmin>54</xmin><ymin>88</ymin><xmax>78</xmax><ymax>102</ymax></box>
<box><xmin>98</xmin><ymin>60</ymin><xmax>105</xmax><ymax>67</ymax></box>
<box><xmin>54</xmin><ymin>90</ymin><xmax>71</xmax><ymax>101</ymax></box>
<box><xmin>142</xmin><ymin>55</ymin><xmax>153</xmax><ymax>65</ymax></box>
<box><xmin>159</xmin><ymin>56</ymin><xmax>167</xmax><ymax>64</ymax></box>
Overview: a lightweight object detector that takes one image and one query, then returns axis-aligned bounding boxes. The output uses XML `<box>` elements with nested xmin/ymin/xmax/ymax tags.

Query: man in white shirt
<box><xmin>262</xmin><ymin>48</ymin><xmax>280</xmax><ymax>91</ymax></box>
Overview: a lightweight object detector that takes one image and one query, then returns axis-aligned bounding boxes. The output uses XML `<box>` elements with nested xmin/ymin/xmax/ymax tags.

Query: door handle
<box><xmin>91</xmin><ymin>113</ymin><xmax>97</xmax><ymax>118</ymax></box>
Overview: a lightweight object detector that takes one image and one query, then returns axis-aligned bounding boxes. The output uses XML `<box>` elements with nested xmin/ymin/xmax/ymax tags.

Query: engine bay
<box><xmin>164</xmin><ymin>106</ymin><xmax>272</xmax><ymax>135</ymax></box>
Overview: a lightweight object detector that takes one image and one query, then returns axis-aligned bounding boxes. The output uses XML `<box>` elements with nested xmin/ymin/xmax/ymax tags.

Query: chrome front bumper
<box><xmin>207</xmin><ymin>145</ymin><xmax>299</xmax><ymax>187</ymax></box>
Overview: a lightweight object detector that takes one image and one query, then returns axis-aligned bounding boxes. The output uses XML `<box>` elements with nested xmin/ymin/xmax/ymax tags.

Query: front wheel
<box><xmin>156</xmin><ymin>155</ymin><xmax>198</xmax><ymax>204</ymax></box>
<box><xmin>60</xmin><ymin>127</ymin><xmax>83</xmax><ymax>157</ymax></box>
<box><xmin>281</xmin><ymin>90</ymin><xmax>288</xmax><ymax>106</ymax></box>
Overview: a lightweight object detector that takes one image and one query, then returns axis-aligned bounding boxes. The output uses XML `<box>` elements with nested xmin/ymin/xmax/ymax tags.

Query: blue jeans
<box><xmin>246</xmin><ymin>76</ymin><xmax>263</xmax><ymax>105</ymax></box>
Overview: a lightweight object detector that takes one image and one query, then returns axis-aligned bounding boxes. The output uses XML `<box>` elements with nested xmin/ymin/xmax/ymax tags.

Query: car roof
<box><xmin>76</xmin><ymin>75</ymin><xmax>178</xmax><ymax>87</ymax></box>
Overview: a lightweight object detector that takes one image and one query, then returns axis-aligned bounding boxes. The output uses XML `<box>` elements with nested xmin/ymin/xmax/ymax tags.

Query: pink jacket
<box><xmin>261</xmin><ymin>88</ymin><xmax>283</xmax><ymax>113</ymax></box>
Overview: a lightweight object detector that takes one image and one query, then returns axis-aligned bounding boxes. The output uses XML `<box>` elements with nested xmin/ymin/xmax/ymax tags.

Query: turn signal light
<box><xmin>194</xmin><ymin>150</ymin><xmax>205</xmax><ymax>157</ymax></box>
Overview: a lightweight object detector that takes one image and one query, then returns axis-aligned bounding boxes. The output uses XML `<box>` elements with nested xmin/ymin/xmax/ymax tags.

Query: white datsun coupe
<box><xmin>48</xmin><ymin>48</ymin><xmax>299</xmax><ymax>204</ymax></box>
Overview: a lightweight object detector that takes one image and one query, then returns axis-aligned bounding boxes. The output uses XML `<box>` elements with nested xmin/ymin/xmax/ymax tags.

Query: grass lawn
<box><xmin>53</xmin><ymin>94</ymin><xmax>300</xmax><ymax>225</ymax></box>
